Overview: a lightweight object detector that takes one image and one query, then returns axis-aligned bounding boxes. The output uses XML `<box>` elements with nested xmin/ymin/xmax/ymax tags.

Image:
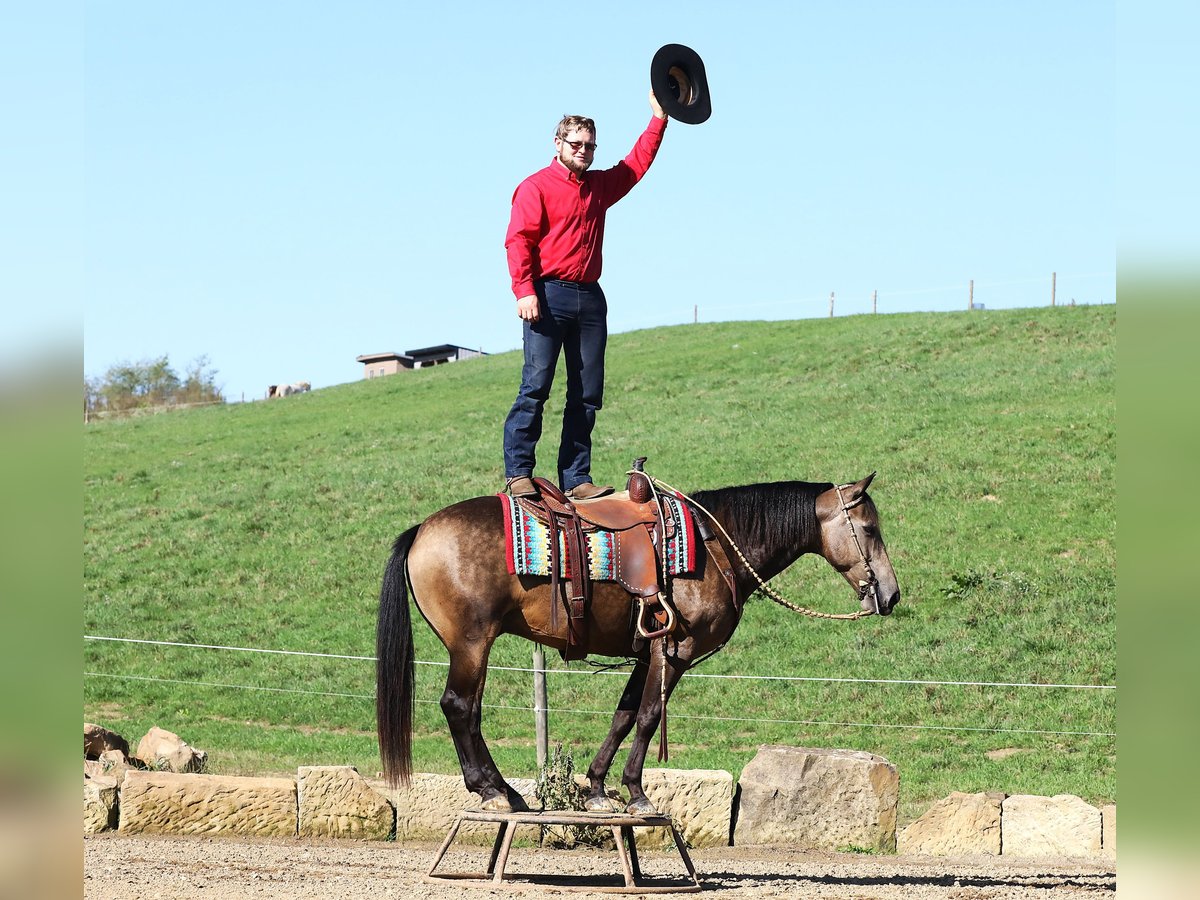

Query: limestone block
<box><xmin>298</xmin><ymin>766</ymin><xmax>393</xmax><ymax>839</ymax></box>
<box><xmin>634</xmin><ymin>769</ymin><xmax>733</xmax><ymax>849</ymax></box>
<box><xmin>84</xmin><ymin>776</ymin><xmax>119</xmax><ymax>833</ymax></box>
<box><xmin>1001</xmin><ymin>794</ymin><xmax>1101</xmax><ymax>858</ymax></box>
<box><xmin>898</xmin><ymin>791</ymin><xmax>1004</xmax><ymax>856</ymax></box>
<box><xmin>1101</xmin><ymin>804</ymin><xmax>1116</xmax><ymax>858</ymax></box>
<box><xmin>119</xmin><ymin>771</ymin><xmax>296</xmax><ymax>836</ymax></box>
<box><xmin>374</xmin><ymin>773</ymin><xmax>539</xmax><ymax>845</ymax></box>
<box><xmin>733</xmin><ymin>746</ymin><xmax>898</xmax><ymax>852</ymax></box>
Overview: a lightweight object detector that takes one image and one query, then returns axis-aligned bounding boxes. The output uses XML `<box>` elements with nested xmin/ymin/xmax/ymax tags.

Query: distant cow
<box><xmin>268</xmin><ymin>381</ymin><xmax>311</xmax><ymax>398</ymax></box>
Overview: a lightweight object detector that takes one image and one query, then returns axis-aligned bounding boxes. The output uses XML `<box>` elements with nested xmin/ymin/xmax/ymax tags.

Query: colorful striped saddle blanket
<box><xmin>498</xmin><ymin>490</ymin><xmax>698</xmax><ymax>586</ymax></box>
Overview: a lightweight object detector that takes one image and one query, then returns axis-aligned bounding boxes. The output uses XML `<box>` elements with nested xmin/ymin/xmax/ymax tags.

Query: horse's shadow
<box><xmin>698</xmin><ymin>868</ymin><xmax>1117</xmax><ymax>893</ymax></box>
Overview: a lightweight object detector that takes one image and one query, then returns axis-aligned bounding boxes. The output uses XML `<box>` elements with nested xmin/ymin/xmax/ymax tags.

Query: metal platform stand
<box><xmin>425</xmin><ymin>809</ymin><xmax>701</xmax><ymax>893</ymax></box>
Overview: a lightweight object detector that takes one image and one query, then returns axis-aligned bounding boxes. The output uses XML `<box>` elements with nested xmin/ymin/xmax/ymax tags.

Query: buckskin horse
<box><xmin>376</xmin><ymin>472</ymin><xmax>900</xmax><ymax>815</ymax></box>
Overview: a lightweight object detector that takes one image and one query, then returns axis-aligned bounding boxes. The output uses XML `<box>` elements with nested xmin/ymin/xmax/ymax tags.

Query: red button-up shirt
<box><xmin>505</xmin><ymin>116</ymin><xmax>667</xmax><ymax>300</ymax></box>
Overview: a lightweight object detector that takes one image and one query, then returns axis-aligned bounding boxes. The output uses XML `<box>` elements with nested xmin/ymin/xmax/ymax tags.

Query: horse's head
<box><xmin>815</xmin><ymin>473</ymin><xmax>901</xmax><ymax>616</ymax></box>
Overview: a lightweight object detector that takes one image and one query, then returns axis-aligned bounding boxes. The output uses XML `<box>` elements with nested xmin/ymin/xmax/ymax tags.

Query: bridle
<box><xmin>833</xmin><ymin>481</ymin><xmax>881</xmax><ymax>617</ymax></box>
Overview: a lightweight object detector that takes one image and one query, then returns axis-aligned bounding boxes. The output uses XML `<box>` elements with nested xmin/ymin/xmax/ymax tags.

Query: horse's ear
<box><xmin>855</xmin><ymin>472</ymin><xmax>877</xmax><ymax>494</ymax></box>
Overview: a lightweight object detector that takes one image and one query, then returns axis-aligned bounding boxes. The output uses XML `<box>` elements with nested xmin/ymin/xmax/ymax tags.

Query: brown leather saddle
<box><xmin>516</xmin><ymin>463</ymin><xmax>686</xmax><ymax>660</ymax></box>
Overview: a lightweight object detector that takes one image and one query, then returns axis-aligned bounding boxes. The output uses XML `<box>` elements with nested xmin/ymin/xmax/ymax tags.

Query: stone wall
<box><xmin>83</xmin><ymin>757</ymin><xmax>1114</xmax><ymax>861</ymax></box>
<box><xmin>898</xmin><ymin>791</ymin><xmax>1115</xmax><ymax>859</ymax></box>
<box><xmin>84</xmin><ymin>765</ymin><xmax>732</xmax><ymax>849</ymax></box>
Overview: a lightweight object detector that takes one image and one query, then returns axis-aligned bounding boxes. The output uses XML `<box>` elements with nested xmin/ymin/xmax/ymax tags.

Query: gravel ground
<box><xmin>84</xmin><ymin>833</ymin><xmax>1115</xmax><ymax>899</ymax></box>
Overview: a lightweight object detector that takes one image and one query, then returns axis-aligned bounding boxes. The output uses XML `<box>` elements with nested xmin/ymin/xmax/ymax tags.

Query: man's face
<box><xmin>555</xmin><ymin>129</ymin><xmax>596</xmax><ymax>175</ymax></box>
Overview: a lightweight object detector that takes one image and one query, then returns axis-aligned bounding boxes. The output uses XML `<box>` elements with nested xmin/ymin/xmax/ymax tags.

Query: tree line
<box><xmin>85</xmin><ymin>355</ymin><xmax>224</xmax><ymax>418</ymax></box>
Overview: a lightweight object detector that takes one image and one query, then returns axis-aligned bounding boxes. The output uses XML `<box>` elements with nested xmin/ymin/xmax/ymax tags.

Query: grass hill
<box><xmin>84</xmin><ymin>305</ymin><xmax>1116</xmax><ymax>821</ymax></box>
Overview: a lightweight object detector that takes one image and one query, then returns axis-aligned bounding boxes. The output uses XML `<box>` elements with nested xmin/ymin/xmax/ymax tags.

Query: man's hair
<box><xmin>556</xmin><ymin>115</ymin><xmax>596</xmax><ymax>140</ymax></box>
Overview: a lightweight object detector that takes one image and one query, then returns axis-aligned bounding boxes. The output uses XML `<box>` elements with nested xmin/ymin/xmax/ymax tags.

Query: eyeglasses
<box><xmin>560</xmin><ymin>138</ymin><xmax>597</xmax><ymax>152</ymax></box>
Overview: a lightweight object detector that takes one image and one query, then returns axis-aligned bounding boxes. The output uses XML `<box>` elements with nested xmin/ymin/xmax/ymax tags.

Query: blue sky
<box><xmin>72</xmin><ymin>2</ymin><xmax>1114</xmax><ymax>402</ymax></box>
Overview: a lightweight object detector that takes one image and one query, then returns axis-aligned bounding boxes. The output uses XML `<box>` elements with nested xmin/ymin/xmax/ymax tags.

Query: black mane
<box><xmin>689</xmin><ymin>480</ymin><xmax>831</xmax><ymax>558</ymax></box>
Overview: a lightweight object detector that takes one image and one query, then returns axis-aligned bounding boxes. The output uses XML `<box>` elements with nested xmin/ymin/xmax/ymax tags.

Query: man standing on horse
<box><xmin>502</xmin><ymin>91</ymin><xmax>668</xmax><ymax>500</ymax></box>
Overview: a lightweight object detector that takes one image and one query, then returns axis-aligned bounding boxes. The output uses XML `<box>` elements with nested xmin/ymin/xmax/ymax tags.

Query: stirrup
<box><xmin>636</xmin><ymin>593</ymin><xmax>676</xmax><ymax>640</ymax></box>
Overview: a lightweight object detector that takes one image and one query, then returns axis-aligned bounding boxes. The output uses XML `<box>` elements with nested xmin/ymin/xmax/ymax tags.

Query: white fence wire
<box><xmin>83</xmin><ymin>635</ymin><xmax>1116</xmax><ymax>739</ymax></box>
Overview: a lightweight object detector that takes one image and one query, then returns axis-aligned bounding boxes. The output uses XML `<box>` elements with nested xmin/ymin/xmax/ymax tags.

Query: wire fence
<box><xmin>83</xmin><ymin>398</ymin><xmax>226</xmax><ymax>423</ymax></box>
<box><xmin>83</xmin><ymin>635</ymin><xmax>1116</xmax><ymax>739</ymax></box>
<box><xmin>607</xmin><ymin>271</ymin><xmax>1115</xmax><ymax>333</ymax></box>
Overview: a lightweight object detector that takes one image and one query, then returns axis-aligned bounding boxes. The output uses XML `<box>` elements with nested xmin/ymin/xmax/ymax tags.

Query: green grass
<box><xmin>84</xmin><ymin>306</ymin><xmax>1115</xmax><ymax>825</ymax></box>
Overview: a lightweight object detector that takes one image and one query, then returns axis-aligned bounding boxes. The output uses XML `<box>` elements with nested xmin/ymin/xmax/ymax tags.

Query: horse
<box><xmin>376</xmin><ymin>472</ymin><xmax>900</xmax><ymax>815</ymax></box>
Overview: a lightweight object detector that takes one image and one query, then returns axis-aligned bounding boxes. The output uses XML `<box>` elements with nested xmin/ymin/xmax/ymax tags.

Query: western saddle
<box><xmin>516</xmin><ymin>458</ymin><xmax>736</xmax><ymax>660</ymax></box>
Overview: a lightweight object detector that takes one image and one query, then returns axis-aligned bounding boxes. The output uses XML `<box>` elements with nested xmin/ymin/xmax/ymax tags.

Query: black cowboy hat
<box><xmin>650</xmin><ymin>44</ymin><xmax>711</xmax><ymax>125</ymax></box>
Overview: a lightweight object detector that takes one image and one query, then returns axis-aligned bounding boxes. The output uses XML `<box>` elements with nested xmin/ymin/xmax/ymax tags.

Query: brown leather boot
<box><xmin>565</xmin><ymin>482</ymin><xmax>614</xmax><ymax>501</ymax></box>
<box><xmin>505</xmin><ymin>476</ymin><xmax>539</xmax><ymax>498</ymax></box>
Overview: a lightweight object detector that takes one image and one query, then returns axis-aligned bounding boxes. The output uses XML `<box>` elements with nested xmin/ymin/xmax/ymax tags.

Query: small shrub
<box><xmin>535</xmin><ymin>743</ymin><xmax>609</xmax><ymax>848</ymax></box>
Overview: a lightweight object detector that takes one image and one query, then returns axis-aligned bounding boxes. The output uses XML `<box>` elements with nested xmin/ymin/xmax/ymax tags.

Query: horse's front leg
<box><xmin>582</xmin><ymin>662</ymin><xmax>650</xmax><ymax>812</ymax></box>
<box><xmin>621</xmin><ymin>647</ymin><xmax>687</xmax><ymax>816</ymax></box>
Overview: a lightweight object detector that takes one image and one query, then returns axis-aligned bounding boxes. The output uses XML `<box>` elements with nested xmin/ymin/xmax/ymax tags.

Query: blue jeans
<box><xmin>503</xmin><ymin>279</ymin><xmax>608</xmax><ymax>491</ymax></box>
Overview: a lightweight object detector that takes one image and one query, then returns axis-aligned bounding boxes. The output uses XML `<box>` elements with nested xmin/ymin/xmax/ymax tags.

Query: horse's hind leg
<box><xmin>582</xmin><ymin>662</ymin><xmax>649</xmax><ymax>812</ymax></box>
<box><xmin>621</xmin><ymin>650</ymin><xmax>687</xmax><ymax>816</ymax></box>
<box><xmin>441</xmin><ymin>650</ymin><xmax>529</xmax><ymax>812</ymax></box>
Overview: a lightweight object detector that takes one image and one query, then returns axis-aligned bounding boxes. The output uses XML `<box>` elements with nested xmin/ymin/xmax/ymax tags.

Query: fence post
<box><xmin>969</xmin><ymin>279</ymin><xmax>974</xmax><ymax>311</ymax></box>
<box><xmin>533</xmin><ymin>645</ymin><xmax>548</xmax><ymax>770</ymax></box>
<box><xmin>1051</xmin><ymin>271</ymin><xmax>1057</xmax><ymax>307</ymax></box>
<box><xmin>872</xmin><ymin>289</ymin><xmax>878</xmax><ymax>314</ymax></box>
<box><xmin>693</xmin><ymin>304</ymin><xmax>697</xmax><ymax>324</ymax></box>
<box><xmin>829</xmin><ymin>291</ymin><xmax>835</xmax><ymax>318</ymax></box>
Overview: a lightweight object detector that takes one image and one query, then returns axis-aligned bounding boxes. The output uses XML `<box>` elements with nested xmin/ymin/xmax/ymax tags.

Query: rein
<box><xmin>642</xmin><ymin>473</ymin><xmax>875</xmax><ymax>622</ymax></box>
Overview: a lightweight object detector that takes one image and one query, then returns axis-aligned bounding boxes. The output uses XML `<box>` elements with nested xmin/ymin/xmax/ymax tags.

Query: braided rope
<box><xmin>639</xmin><ymin>473</ymin><xmax>873</xmax><ymax>621</ymax></box>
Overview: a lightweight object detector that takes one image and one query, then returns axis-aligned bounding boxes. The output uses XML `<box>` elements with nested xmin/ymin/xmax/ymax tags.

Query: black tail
<box><xmin>376</xmin><ymin>525</ymin><xmax>419</xmax><ymax>787</ymax></box>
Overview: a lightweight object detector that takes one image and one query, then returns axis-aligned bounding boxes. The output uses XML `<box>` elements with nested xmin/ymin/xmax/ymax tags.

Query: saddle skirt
<box><xmin>498</xmin><ymin>489</ymin><xmax>698</xmax><ymax>593</ymax></box>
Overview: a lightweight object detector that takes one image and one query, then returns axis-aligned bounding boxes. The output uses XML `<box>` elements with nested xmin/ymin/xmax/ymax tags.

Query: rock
<box><xmin>298</xmin><ymin>766</ymin><xmax>393</xmax><ymax>839</ymax></box>
<box><xmin>374</xmin><ymin>773</ymin><xmax>539</xmax><ymax>845</ymax></box>
<box><xmin>733</xmin><ymin>746</ymin><xmax>898</xmax><ymax>851</ymax></box>
<box><xmin>119</xmin><ymin>771</ymin><xmax>296</xmax><ymax>836</ymax></box>
<box><xmin>1101</xmin><ymin>803</ymin><xmax>1116</xmax><ymax>858</ymax></box>
<box><xmin>1001</xmin><ymin>794</ymin><xmax>1101</xmax><ymax>858</ymax></box>
<box><xmin>84</xmin><ymin>749</ymin><xmax>138</xmax><ymax>781</ymax></box>
<box><xmin>84</xmin><ymin>776</ymin><xmax>119</xmax><ymax>833</ymax></box>
<box><xmin>84</xmin><ymin>723</ymin><xmax>129</xmax><ymax>761</ymax></box>
<box><xmin>134</xmin><ymin>727</ymin><xmax>207</xmax><ymax>773</ymax></box>
<box><xmin>636</xmin><ymin>768</ymin><xmax>733</xmax><ymax>849</ymax></box>
<box><xmin>898</xmin><ymin>791</ymin><xmax>1005</xmax><ymax>855</ymax></box>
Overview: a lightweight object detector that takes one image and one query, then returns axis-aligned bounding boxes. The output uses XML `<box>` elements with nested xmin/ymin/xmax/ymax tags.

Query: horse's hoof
<box><xmin>505</xmin><ymin>788</ymin><xmax>530</xmax><ymax>812</ymax></box>
<box><xmin>583</xmin><ymin>795</ymin><xmax>618</xmax><ymax>814</ymax></box>
<box><xmin>479</xmin><ymin>793</ymin><xmax>513</xmax><ymax>813</ymax></box>
<box><xmin>625</xmin><ymin>798</ymin><xmax>659</xmax><ymax>817</ymax></box>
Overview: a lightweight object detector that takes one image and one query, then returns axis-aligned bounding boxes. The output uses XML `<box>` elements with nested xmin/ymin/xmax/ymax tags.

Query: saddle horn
<box><xmin>627</xmin><ymin>456</ymin><xmax>653</xmax><ymax>503</ymax></box>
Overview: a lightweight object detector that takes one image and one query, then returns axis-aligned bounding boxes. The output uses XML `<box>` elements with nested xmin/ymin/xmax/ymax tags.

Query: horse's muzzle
<box><xmin>861</xmin><ymin>583</ymin><xmax>899</xmax><ymax>616</ymax></box>
<box><xmin>876</xmin><ymin>588</ymin><xmax>899</xmax><ymax>616</ymax></box>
